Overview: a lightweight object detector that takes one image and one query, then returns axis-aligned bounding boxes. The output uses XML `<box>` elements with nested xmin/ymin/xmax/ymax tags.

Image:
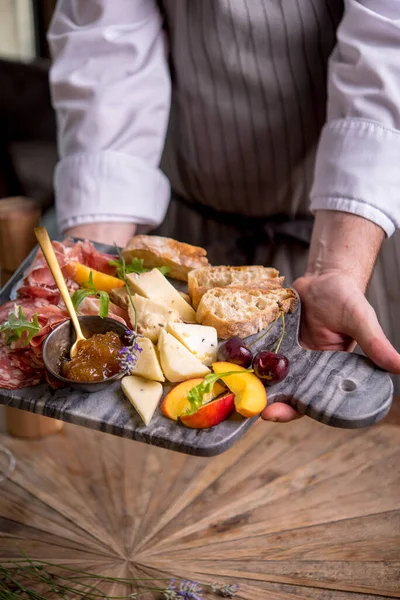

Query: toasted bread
<box><xmin>122</xmin><ymin>235</ymin><xmax>209</xmax><ymax>282</ymax></box>
<box><xmin>188</xmin><ymin>265</ymin><xmax>284</xmax><ymax>309</ymax></box>
<box><xmin>196</xmin><ymin>287</ymin><xmax>297</xmax><ymax>339</ymax></box>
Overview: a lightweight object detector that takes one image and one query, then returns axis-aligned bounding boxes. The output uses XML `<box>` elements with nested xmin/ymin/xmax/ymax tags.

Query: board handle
<box><xmin>245</xmin><ymin>290</ymin><xmax>393</xmax><ymax>428</ymax></box>
<box><xmin>267</xmin><ymin>346</ymin><xmax>393</xmax><ymax>428</ymax></box>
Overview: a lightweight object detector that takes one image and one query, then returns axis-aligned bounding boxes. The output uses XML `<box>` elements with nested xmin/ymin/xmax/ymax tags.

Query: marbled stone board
<box><xmin>0</xmin><ymin>242</ymin><xmax>393</xmax><ymax>457</ymax></box>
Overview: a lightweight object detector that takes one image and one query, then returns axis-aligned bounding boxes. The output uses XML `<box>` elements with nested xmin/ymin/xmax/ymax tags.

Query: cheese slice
<box><xmin>129</xmin><ymin>294</ymin><xmax>181</xmax><ymax>342</ymax></box>
<box><xmin>167</xmin><ymin>323</ymin><xmax>218</xmax><ymax>366</ymax></box>
<box><xmin>158</xmin><ymin>329</ymin><xmax>210</xmax><ymax>382</ymax></box>
<box><xmin>121</xmin><ymin>376</ymin><xmax>163</xmax><ymax>426</ymax></box>
<box><xmin>131</xmin><ymin>337</ymin><xmax>165</xmax><ymax>382</ymax></box>
<box><xmin>109</xmin><ymin>287</ymin><xmax>130</xmax><ymax>311</ymax></box>
<box><xmin>127</xmin><ymin>269</ymin><xmax>196</xmax><ymax>322</ymax></box>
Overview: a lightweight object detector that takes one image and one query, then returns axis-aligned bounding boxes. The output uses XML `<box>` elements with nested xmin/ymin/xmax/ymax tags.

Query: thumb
<box><xmin>344</xmin><ymin>296</ymin><xmax>400</xmax><ymax>375</ymax></box>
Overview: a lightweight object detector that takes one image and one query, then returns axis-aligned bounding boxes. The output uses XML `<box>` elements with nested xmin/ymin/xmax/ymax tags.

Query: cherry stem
<box><xmin>274</xmin><ymin>312</ymin><xmax>285</xmax><ymax>354</ymax></box>
<box><xmin>247</xmin><ymin>312</ymin><xmax>281</xmax><ymax>348</ymax></box>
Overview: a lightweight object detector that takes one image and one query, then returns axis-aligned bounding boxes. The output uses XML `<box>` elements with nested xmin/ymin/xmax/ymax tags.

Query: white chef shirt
<box><xmin>47</xmin><ymin>0</ymin><xmax>400</xmax><ymax>237</ymax></box>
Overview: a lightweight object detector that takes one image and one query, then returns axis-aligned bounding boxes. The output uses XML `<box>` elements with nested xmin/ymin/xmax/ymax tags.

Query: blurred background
<box><xmin>0</xmin><ymin>0</ymin><xmax>58</xmax><ymax>250</ymax></box>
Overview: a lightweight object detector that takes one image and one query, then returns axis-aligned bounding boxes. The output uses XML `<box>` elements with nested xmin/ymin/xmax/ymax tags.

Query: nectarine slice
<box><xmin>180</xmin><ymin>392</ymin><xmax>235</xmax><ymax>429</ymax></box>
<box><xmin>161</xmin><ymin>378</ymin><xmax>226</xmax><ymax>421</ymax></box>
<box><xmin>212</xmin><ymin>361</ymin><xmax>267</xmax><ymax>418</ymax></box>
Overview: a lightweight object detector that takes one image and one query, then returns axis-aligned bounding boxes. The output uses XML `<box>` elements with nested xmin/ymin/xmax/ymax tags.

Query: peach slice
<box><xmin>161</xmin><ymin>378</ymin><xmax>226</xmax><ymax>421</ymax></box>
<box><xmin>67</xmin><ymin>262</ymin><xmax>124</xmax><ymax>293</ymax></box>
<box><xmin>212</xmin><ymin>361</ymin><xmax>267</xmax><ymax>418</ymax></box>
<box><xmin>180</xmin><ymin>392</ymin><xmax>235</xmax><ymax>429</ymax></box>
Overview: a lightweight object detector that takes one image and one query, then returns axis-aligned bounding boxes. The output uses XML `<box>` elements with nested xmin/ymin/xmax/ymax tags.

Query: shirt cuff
<box><xmin>54</xmin><ymin>151</ymin><xmax>170</xmax><ymax>234</ymax></box>
<box><xmin>310</xmin><ymin>118</ymin><xmax>400</xmax><ymax>237</ymax></box>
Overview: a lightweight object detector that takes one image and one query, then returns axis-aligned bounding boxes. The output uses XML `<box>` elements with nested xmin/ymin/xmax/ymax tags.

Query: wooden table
<box><xmin>0</xmin><ymin>400</ymin><xmax>399</xmax><ymax>599</ymax></box>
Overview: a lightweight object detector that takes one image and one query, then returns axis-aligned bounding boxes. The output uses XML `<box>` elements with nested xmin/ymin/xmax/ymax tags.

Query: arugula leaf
<box><xmin>127</xmin><ymin>257</ymin><xmax>147</xmax><ymax>274</ymax></box>
<box><xmin>158</xmin><ymin>265</ymin><xmax>170</xmax><ymax>276</ymax></box>
<box><xmin>186</xmin><ymin>370</ymin><xmax>254</xmax><ymax>415</ymax></box>
<box><xmin>71</xmin><ymin>288</ymin><xmax>95</xmax><ymax>311</ymax></box>
<box><xmin>71</xmin><ymin>271</ymin><xmax>110</xmax><ymax>319</ymax></box>
<box><xmin>84</xmin><ymin>271</ymin><xmax>96</xmax><ymax>292</ymax></box>
<box><xmin>0</xmin><ymin>306</ymin><xmax>40</xmax><ymax>346</ymax></box>
<box><xmin>98</xmin><ymin>291</ymin><xmax>110</xmax><ymax>319</ymax></box>
<box><xmin>109</xmin><ymin>256</ymin><xmax>170</xmax><ymax>279</ymax></box>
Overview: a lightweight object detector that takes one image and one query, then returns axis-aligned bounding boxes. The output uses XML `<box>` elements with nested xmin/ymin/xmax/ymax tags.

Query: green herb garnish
<box><xmin>71</xmin><ymin>272</ymin><xmax>110</xmax><ymax>319</ymax></box>
<box><xmin>113</xmin><ymin>245</ymin><xmax>138</xmax><ymax>334</ymax></box>
<box><xmin>109</xmin><ymin>256</ymin><xmax>170</xmax><ymax>279</ymax></box>
<box><xmin>186</xmin><ymin>369</ymin><xmax>254</xmax><ymax>415</ymax></box>
<box><xmin>0</xmin><ymin>306</ymin><xmax>40</xmax><ymax>346</ymax></box>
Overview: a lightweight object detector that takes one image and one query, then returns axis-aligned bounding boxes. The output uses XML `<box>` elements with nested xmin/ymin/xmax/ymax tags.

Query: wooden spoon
<box><xmin>34</xmin><ymin>226</ymin><xmax>86</xmax><ymax>358</ymax></box>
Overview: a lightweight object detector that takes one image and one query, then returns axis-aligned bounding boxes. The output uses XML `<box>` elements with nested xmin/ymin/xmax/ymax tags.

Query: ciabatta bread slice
<box><xmin>188</xmin><ymin>265</ymin><xmax>284</xmax><ymax>309</ymax></box>
<box><xmin>122</xmin><ymin>235</ymin><xmax>209</xmax><ymax>282</ymax></box>
<box><xmin>196</xmin><ymin>287</ymin><xmax>297</xmax><ymax>339</ymax></box>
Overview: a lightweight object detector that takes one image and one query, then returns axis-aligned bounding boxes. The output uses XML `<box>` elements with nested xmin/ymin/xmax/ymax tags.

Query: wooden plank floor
<box><xmin>0</xmin><ymin>400</ymin><xmax>399</xmax><ymax>599</ymax></box>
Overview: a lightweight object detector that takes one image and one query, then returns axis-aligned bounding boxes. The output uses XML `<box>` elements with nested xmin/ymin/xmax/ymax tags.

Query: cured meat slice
<box><xmin>65</xmin><ymin>239</ymin><xmax>117</xmax><ymax>276</ymax></box>
<box><xmin>77</xmin><ymin>297</ymin><xmax>129</xmax><ymax>326</ymax></box>
<box><xmin>0</xmin><ymin>346</ymin><xmax>44</xmax><ymax>389</ymax></box>
<box><xmin>17</xmin><ymin>239</ymin><xmax>117</xmax><ymax>303</ymax></box>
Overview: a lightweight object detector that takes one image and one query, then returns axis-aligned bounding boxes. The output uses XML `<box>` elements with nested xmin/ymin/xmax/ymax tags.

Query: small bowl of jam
<box><xmin>42</xmin><ymin>316</ymin><xmax>131</xmax><ymax>392</ymax></box>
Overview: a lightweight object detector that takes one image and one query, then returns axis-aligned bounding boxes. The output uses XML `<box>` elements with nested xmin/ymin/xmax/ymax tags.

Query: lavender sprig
<box><xmin>118</xmin><ymin>330</ymin><xmax>143</xmax><ymax>375</ymax></box>
<box><xmin>211</xmin><ymin>583</ymin><xmax>239</xmax><ymax>597</ymax></box>
<box><xmin>165</xmin><ymin>579</ymin><xmax>203</xmax><ymax>600</ymax></box>
<box><xmin>2</xmin><ymin>557</ymin><xmax>239</xmax><ymax>600</ymax></box>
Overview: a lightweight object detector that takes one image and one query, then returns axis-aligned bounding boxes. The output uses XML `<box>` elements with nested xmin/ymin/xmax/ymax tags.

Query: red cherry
<box><xmin>217</xmin><ymin>336</ymin><xmax>253</xmax><ymax>368</ymax></box>
<box><xmin>253</xmin><ymin>351</ymin><xmax>289</xmax><ymax>385</ymax></box>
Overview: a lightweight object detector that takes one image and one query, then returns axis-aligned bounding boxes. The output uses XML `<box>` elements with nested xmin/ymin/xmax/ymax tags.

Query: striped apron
<box><xmin>154</xmin><ymin>0</ymin><xmax>400</xmax><ymax>394</ymax></box>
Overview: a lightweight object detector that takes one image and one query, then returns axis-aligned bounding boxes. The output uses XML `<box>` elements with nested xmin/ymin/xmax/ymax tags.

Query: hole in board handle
<box><xmin>341</xmin><ymin>379</ymin><xmax>357</xmax><ymax>392</ymax></box>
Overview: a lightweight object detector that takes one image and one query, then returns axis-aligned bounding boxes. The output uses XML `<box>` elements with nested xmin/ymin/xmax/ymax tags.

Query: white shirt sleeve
<box><xmin>310</xmin><ymin>0</ymin><xmax>400</xmax><ymax>236</ymax></box>
<box><xmin>47</xmin><ymin>0</ymin><xmax>171</xmax><ymax>234</ymax></box>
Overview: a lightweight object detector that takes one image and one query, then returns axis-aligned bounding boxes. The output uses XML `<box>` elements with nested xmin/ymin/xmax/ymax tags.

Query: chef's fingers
<box><xmin>261</xmin><ymin>402</ymin><xmax>304</xmax><ymax>423</ymax></box>
<box><xmin>344</xmin><ymin>297</ymin><xmax>400</xmax><ymax>375</ymax></box>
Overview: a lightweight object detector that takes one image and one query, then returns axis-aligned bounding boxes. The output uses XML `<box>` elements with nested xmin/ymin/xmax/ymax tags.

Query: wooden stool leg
<box><xmin>5</xmin><ymin>407</ymin><xmax>63</xmax><ymax>439</ymax></box>
<box><xmin>0</xmin><ymin>196</ymin><xmax>63</xmax><ymax>438</ymax></box>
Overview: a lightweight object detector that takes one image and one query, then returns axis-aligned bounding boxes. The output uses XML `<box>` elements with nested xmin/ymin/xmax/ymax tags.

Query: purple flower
<box><xmin>118</xmin><ymin>332</ymin><xmax>144</xmax><ymax>375</ymax></box>
<box><xmin>118</xmin><ymin>345</ymin><xmax>139</xmax><ymax>375</ymax></box>
<box><xmin>168</xmin><ymin>579</ymin><xmax>202</xmax><ymax>600</ymax></box>
<box><xmin>124</xmin><ymin>329</ymin><xmax>136</xmax><ymax>345</ymax></box>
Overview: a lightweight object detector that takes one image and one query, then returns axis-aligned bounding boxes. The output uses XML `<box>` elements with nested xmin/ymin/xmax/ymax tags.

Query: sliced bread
<box><xmin>188</xmin><ymin>265</ymin><xmax>284</xmax><ymax>308</ymax></box>
<box><xmin>122</xmin><ymin>235</ymin><xmax>209</xmax><ymax>281</ymax></box>
<box><xmin>196</xmin><ymin>287</ymin><xmax>297</xmax><ymax>339</ymax></box>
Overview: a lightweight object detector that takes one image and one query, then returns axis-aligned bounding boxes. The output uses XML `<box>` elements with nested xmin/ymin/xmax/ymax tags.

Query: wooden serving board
<box><xmin>0</xmin><ymin>242</ymin><xmax>393</xmax><ymax>456</ymax></box>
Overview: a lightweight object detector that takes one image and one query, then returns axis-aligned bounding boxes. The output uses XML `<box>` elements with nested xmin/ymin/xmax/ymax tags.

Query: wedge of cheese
<box><xmin>129</xmin><ymin>294</ymin><xmax>181</xmax><ymax>343</ymax></box>
<box><xmin>127</xmin><ymin>269</ymin><xmax>196</xmax><ymax>322</ymax></box>
<box><xmin>167</xmin><ymin>323</ymin><xmax>218</xmax><ymax>366</ymax></box>
<box><xmin>121</xmin><ymin>376</ymin><xmax>163</xmax><ymax>426</ymax></box>
<box><xmin>158</xmin><ymin>329</ymin><xmax>210</xmax><ymax>382</ymax></box>
<box><xmin>131</xmin><ymin>337</ymin><xmax>165</xmax><ymax>382</ymax></box>
<box><xmin>110</xmin><ymin>287</ymin><xmax>130</xmax><ymax>311</ymax></box>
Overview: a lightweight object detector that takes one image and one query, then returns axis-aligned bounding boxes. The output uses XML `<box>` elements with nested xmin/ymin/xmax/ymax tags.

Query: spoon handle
<box><xmin>34</xmin><ymin>227</ymin><xmax>85</xmax><ymax>342</ymax></box>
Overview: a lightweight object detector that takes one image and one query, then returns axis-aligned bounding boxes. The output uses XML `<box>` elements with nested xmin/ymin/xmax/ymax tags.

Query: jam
<box><xmin>61</xmin><ymin>331</ymin><xmax>123</xmax><ymax>382</ymax></box>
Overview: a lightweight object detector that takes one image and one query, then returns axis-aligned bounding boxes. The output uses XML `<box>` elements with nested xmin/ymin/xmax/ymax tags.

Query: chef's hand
<box><xmin>261</xmin><ymin>210</ymin><xmax>400</xmax><ymax>423</ymax></box>
<box><xmin>64</xmin><ymin>223</ymin><xmax>137</xmax><ymax>246</ymax></box>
